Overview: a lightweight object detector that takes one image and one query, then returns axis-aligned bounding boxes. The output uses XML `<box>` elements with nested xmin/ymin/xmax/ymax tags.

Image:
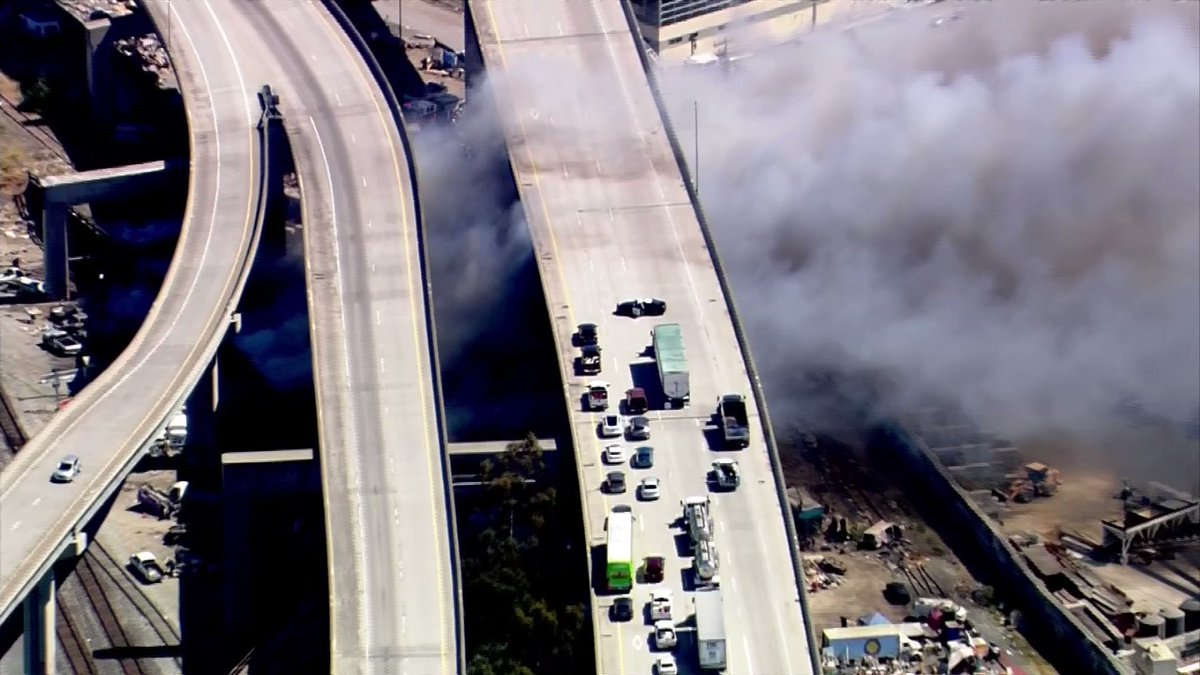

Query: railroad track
<box><xmin>57</xmin><ymin>540</ymin><xmax>181</xmax><ymax>675</ymax></box>
<box><xmin>0</xmin><ymin>87</ymin><xmax>70</xmax><ymax>165</ymax></box>
<box><xmin>0</xmin><ymin>385</ymin><xmax>25</xmax><ymax>452</ymax></box>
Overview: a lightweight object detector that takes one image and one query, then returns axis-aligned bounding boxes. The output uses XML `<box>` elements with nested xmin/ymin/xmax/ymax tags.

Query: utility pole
<box><xmin>167</xmin><ymin>0</ymin><xmax>172</xmax><ymax>52</ymax></box>
<box><xmin>811</xmin><ymin>0</ymin><xmax>818</xmax><ymax>31</ymax></box>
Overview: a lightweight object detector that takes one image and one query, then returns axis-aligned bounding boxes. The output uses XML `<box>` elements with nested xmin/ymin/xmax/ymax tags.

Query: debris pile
<box><xmin>115</xmin><ymin>34</ymin><xmax>174</xmax><ymax>89</ymax></box>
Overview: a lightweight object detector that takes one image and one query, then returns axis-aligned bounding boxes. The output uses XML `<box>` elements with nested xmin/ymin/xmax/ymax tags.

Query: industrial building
<box><xmin>629</xmin><ymin>0</ymin><xmax>811</xmax><ymax>62</ymax></box>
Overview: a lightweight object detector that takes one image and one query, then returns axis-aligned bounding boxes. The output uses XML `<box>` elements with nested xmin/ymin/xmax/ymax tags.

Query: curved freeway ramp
<box><xmin>205</xmin><ymin>1</ymin><xmax>461</xmax><ymax>672</ymax></box>
<box><xmin>0</xmin><ymin>0</ymin><xmax>262</xmax><ymax>623</ymax></box>
<box><xmin>469</xmin><ymin>1</ymin><xmax>816</xmax><ymax>674</ymax></box>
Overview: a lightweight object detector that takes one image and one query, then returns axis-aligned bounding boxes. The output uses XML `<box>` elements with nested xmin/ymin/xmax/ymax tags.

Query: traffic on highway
<box><xmin>471</xmin><ymin>1</ymin><xmax>818</xmax><ymax>672</ymax></box>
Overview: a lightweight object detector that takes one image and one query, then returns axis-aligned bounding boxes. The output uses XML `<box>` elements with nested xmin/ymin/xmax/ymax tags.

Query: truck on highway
<box><xmin>587</xmin><ymin>381</ymin><xmax>610</xmax><ymax>411</ymax></box>
<box><xmin>717</xmin><ymin>394</ymin><xmax>750</xmax><ymax>448</ymax></box>
<box><xmin>682</xmin><ymin>495</ymin><xmax>713</xmax><ymax>550</ymax></box>
<box><xmin>693</xmin><ymin>538</ymin><xmax>720</xmax><ymax>586</ymax></box>
<box><xmin>694</xmin><ymin>589</ymin><xmax>727</xmax><ymax>670</ymax></box>
<box><xmin>651</xmin><ymin>323</ymin><xmax>689</xmax><ymax>407</ymax></box>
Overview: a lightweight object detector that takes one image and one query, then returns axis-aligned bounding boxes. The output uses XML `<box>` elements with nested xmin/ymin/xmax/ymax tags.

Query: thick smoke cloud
<box><xmin>413</xmin><ymin>103</ymin><xmax>532</xmax><ymax>365</ymax></box>
<box><xmin>659</xmin><ymin>2</ymin><xmax>1200</xmax><ymax>469</ymax></box>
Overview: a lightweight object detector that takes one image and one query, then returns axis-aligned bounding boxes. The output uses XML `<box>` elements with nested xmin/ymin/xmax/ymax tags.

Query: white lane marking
<box><xmin>563</xmin><ymin>166</ymin><xmax>570</xmax><ymax>179</ymax></box>
<box><xmin>11</xmin><ymin>521</ymin><xmax>20</xmax><ymax>531</ymax></box>
<box><xmin>371</xmin><ymin>264</ymin><xmax>377</xmax><ymax>272</ymax></box>
<box><xmin>743</xmin><ymin>634</ymin><xmax>756</xmax><ymax>675</ymax></box>
<box><xmin>557</xmin><ymin>22</ymin><xmax>563</xmax><ymax>35</ymax></box>
<box><xmin>350</xmin><ymin>134</ymin><xmax>357</xmax><ymax>145</ymax></box>
<box><xmin>375</xmin><ymin>310</ymin><xmax>381</xmax><ymax>326</ymax></box>
<box><xmin>361</xmin><ymin>176</ymin><xmax>367</xmax><ymax>188</ymax></box>
<box><xmin>334</xmin><ymin>92</ymin><xmax>343</xmax><ymax>107</ymax></box>
<box><xmin>308</xmin><ymin>114</ymin><xmax>370</xmax><ymax>653</ymax></box>
<box><xmin>31</xmin><ymin>497</ymin><xmax>41</xmax><ymax>507</ymax></box>
<box><xmin>379</xmin><ymin>357</ymin><xmax>386</xmax><ymax>374</ymax></box>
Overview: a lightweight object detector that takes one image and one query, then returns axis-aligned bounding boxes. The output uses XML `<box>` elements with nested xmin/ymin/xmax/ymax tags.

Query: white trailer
<box><xmin>695</xmin><ymin>589</ymin><xmax>727</xmax><ymax>670</ymax></box>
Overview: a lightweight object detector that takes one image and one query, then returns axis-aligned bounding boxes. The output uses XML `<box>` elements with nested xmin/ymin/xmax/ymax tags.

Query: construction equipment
<box><xmin>999</xmin><ymin>462</ymin><xmax>1062</xmax><ymax>503</ymax></box>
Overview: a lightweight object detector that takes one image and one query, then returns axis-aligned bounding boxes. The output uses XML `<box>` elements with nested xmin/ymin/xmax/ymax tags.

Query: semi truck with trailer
<box><xmin>651</xmin><ymin>323</ymin><xmax>689</xmax><ymax>407</ymax></box>
<box><xmin>694</xmin><ymin>588</ymin><xmax>727</xmax><ymax>670</ymax></box>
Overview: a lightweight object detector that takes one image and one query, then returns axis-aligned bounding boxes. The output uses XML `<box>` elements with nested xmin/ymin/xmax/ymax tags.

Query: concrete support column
<box><xmin>22</xmin><ymin>572</ymin><xmax>56</xmax><ymax>675</ymax></box>
<box><xmin>41</xmin><ymin>202</ymin><xmax>69</xmax><ymax>300</ymax></box>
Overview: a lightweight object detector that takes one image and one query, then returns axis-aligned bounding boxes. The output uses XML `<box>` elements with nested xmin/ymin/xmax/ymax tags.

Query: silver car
<box><xmin>51</xmin><ymin>455</ymin><xmax>82</xmax><ymax>483</ymax></box>
<box><xmin>626</xmin><ymin>416</ymin><xmax>650</xmax><ymax>440</ymax></box>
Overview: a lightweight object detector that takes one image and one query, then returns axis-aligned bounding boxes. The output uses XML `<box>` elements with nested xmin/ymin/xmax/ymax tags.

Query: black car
<box><xmin>576</xmin><ymin>322</ymin><xmax>599</xmax><ymax>346</ymax></box>
<box><xmin>884</xmin><ymin>581</ymin><xmax>911</xmax><ymax>605</ymax></box>
<box><xmin>610</xmin><ymin>596</ymin><xmax>634</xmax><ymax>621</ymax></box>
<box><xmin>616</xmin><ymin>298</ymin><xmax>667</xmax><ymax>318</ymax></box>
<box><xmin>606</xmin><ymin>471</ymin><xmax>627</xmax><ymax>494</ymax></box>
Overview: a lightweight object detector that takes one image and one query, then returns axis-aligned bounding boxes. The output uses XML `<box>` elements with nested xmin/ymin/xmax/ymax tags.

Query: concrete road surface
<box><xmin>0</xmin><ymin>0</ymin><xmax>261</xmax><ymax>624</ymax></box>
<box><xmin>217</xmin><ymin>2</ymin><xmax>459</xmax><ymax>673</ymax></box>
<box><xmin>374</xmin><ymin>0</ymin><xmax>465</xmax><ymax>52</ymax></box>
<box><xmin>471</xmin><ymin>1</ymin><xmax>816</xmax><ymax>674</ymax></box>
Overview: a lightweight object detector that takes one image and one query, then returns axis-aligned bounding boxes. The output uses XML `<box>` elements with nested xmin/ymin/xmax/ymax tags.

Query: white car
<box><xmin>655</xmin><ymin>654</ymin><xmax>679</xmax><ymax>675</ymax></box>
<box><xmin>653</xmin><ymin>619</ymin><xmax>678</xmax><ymax>650</ymax></box>
<box><xmin>128</xmin><ymin>551</ymin><xmax>164</xmax><ymax>584</ymax></box>
<box><xmin>599</xmin><ymin>414</ymin><xmax>622</xmax><ymax>438</ymax></box>
<box><xmin>603</xmin><ymin>444</ymin><xmax>626</xmax><ymax>464</ymax></box>
<box><xmin>638</xmin><ymin>477</ymin><xmax>661</xmax><ymax>501</ymax></box>
<box><xmin>50</xmin><ymin>455</ymin><xmax>82</xmax><ymax>483</ymax></box>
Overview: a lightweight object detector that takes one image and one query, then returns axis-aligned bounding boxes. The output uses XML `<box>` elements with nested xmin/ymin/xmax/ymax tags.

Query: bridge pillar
<box><xmin>41</xmin><ymin>203</ymin><xmax>70</xmax><ymax>300</ymax></box>
<box><xmin>21</xmin><ymin>572</ymin><xmax>56</xmax><ymax>675</ymax></box>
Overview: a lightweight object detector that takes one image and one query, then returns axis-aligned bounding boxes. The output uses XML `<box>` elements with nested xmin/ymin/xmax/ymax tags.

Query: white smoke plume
<box><xmin>413</xmin><ymin>104</ymin><xmax>533</xmax><ymax>365</ymax></box>
<box><xmin>659</xmin><ymin>1</ymin><xmax>1200</xmax><ymax>470</ymax></box>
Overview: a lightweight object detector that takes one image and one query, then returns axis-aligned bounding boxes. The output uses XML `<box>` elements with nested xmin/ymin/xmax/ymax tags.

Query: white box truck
<box><xmin>695</xmin><ymin>589</ymin><xmax>727</xmax><ymax>670</ymax></box>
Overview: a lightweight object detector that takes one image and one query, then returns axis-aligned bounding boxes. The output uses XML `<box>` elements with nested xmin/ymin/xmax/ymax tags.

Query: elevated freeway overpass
<box><xmin>0</xmin><ymin>0</ymin><xmax>264</xmax><ymax>667</ymax></box>
<box><xmin>467</xmin><ymin>1</ymin><xmax>817</xmax><ymax>673</ymax></box>
<box><xmin>200</xmin><ymin>1</ymin><xmax>462</xmax><ymax>672</ymax></box>
<box><xmin>3</xmin><ymin>1</ymin><xmax>461</xmax><ymax>673</ymax></box>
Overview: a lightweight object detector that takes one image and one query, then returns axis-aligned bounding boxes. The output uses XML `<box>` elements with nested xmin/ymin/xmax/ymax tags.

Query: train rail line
<box><xmin>0</xmin><ymin>88</ymin><xmax>71</xmax><ymax>166</ymax></box>
<box><xmin>56</xmin><ymin>540</ymin><xmax>181</xmax><ymax>675</ymax></box>
<box><xmin>0</xmin><ymin>385</ymin><xmax>25</xmax><ymax>452</ymax></box>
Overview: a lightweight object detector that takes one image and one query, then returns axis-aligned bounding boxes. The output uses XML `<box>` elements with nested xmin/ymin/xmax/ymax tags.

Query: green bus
<box><xmin>606</xmin><ymin>506</ymin><xmax>634</xmax><ymax>592</ymax></box>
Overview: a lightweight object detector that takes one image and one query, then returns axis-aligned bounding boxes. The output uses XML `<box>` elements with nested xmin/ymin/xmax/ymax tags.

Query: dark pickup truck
<box><xmin>717</xmin><ymin>394</ymin><xmax>750</xmax><ymax>448</ymax></box>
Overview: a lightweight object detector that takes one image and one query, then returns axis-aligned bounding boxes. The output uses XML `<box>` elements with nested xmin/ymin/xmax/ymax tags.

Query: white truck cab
<box><xmin>587</xmin><ymin>381</ymin><xmax>610</xmax><ymax>411</ymax></box>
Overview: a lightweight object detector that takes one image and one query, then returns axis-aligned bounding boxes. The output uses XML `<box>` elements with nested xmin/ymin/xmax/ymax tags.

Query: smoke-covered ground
<box><xmin>659</xmin><ymin>1</ymin><xmax>1200</xmax><ymax>482</ymax></box>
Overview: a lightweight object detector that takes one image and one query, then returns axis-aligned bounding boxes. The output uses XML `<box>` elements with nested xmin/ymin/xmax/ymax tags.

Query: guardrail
<box><xmin>315</xmin><ymin>3</ymin><xmax>466</xmax><ymax>672</ymax></box>
<box><xmin>616</xmin><ymin>3</ymin><xmax>822</xmax><ymax>672</ymax></box>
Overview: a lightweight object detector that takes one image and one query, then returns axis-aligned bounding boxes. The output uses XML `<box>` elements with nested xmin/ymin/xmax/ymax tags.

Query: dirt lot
<box><xmin>1001</xmin><ymin>469</ymin><xmax>1200</xmax><ymax>615</ymax></box>
<box><xmin>780</xmin><ymin>430</ymin><xmax>1057</xmax><ymax>673</ymax></box>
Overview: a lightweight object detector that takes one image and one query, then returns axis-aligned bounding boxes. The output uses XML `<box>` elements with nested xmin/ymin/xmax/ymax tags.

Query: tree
<box><xmin>19</xmin><ymin>77</ymin><xmax>52</xmax><ymax>114</ymax></box>
<box><xmin>461</xmin><ymin>435</ymin><xmax>587</xmax><ymax>674</ymax></box>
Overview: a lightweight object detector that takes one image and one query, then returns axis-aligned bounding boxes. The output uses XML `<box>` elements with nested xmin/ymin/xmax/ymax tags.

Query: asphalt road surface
<box><xmin>215</xmin><ymin>2</ymin><xmax>459</xmax><ymax>673</ymax></box>
<box><xmin>0</xmin><ymin>0</ymin><xmax>261</xmax><ymax>625</ymax></box>
<box><xmin>470</xmin><ymin>1</ymin><xmax>816</xmax><ymax>674</ymax></box>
